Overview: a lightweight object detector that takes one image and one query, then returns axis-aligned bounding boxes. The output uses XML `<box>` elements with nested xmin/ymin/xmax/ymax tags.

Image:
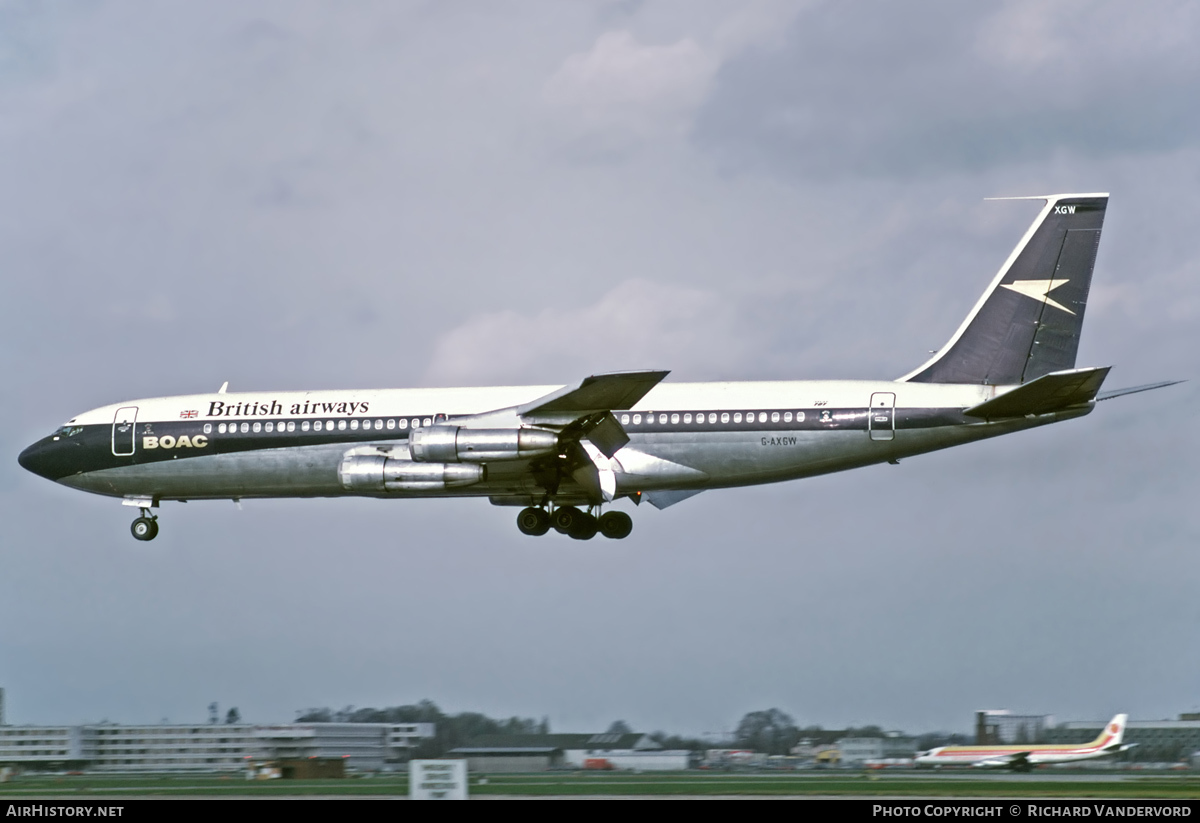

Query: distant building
<box><xmin>835</xmin><ymin>733</ymin><xmax>916</xmax><ymax>765</ymax></box>
<box><xmin>1045</xmin><ymin>717</ymin><xmax>1200</xmax><ymax>763</ymax></box>
<box><xmin>789</xmin><ymin>740</ymin><xmax>823</xmax><ymax>760</ymax></box>
<box><xmin>703</xmin><ymin>749</ymin><xmax>768</xmax><ymax>768</ymax></box>
<box><xmin>975</xmin><ymin>711</ymin><xmax>1052</xmax><ymax>745</ymax></box>
<box><xmin>836</xmin><ymin>738</ymin><xmax>883</xmax><ymax>764</ymax></box>
<box><xmin>82</xmin><ymin>724</ymin><xmax>257</xmax><ymax>771</ymax></box>
<box><xmin>450</xmin><ymin>732</ymin><xmax>689</xmax><ymax>772</ymax></box>
<box><xmin>254</xmin><ymin>723</ymin><xmax>435</xmax><ymax>771</ymax></box>
<box><xmin>880</xmin><ymin>733</ymin><xmax>917</xmax><ymax>759</ymax></box>
<box><xmin>0</xmin><ymin>722</ymin><xmax>434</xmax><ymax>772</ymax></box>
<box><xmin>0</xmin><ymin>727</ymin><xmax>83</xmax><ymax>769</ymax></box>
<box><xmin>813</xmin><ymin>747</ymin><xmax>839</xmax><ymax>765</ymax></box>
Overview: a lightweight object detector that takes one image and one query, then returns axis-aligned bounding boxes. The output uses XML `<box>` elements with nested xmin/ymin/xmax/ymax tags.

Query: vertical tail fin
<box><xmin>1091</xmin><ymin>713</ymin><xmax>1127</xmax><ymax>749</ymax></box>
<box><xmin>903</xmin><ymin>193</ymin><xmax>1108</xmax><ymax>385</ymax></box>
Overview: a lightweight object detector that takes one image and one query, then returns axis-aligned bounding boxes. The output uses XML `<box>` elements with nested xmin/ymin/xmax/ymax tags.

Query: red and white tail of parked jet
<box><xmin>18</xmin><ymin>194</ymin><xmax>1182</xmax><ymax>541</ymax></box>
<box><xmin>915</xmin><ymin>714</ymin><xmax>1133</xmax><ymax>770</ymax></box>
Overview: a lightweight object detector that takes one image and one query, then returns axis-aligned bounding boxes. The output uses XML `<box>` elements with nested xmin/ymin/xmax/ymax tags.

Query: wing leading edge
<box><xmin>518</xmin><ymin>370</ymin><xmax>670</xmax><ymax>417</ymax></box>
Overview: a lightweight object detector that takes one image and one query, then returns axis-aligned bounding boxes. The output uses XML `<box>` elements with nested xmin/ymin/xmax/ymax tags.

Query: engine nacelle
<box><xmin>339</xmin><ymin>453</ymin><xmax>484</xmax><ymax>492</ymax></box>
<box><xmin>409</xmin><ymin>426</ymin><xmax>559</xmax><ymax>463</ymax></box>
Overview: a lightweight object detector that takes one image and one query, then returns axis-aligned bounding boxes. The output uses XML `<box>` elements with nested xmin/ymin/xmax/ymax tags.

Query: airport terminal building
<box><xmin>0</xmin><ymin>722</ymin><xmax>435</xmax><ymax>772</ymax></box>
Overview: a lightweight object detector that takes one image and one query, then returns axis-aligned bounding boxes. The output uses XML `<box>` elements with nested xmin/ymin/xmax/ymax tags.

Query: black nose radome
<box><xmin>18</xmin><ymin>438</ymin><xmax>70</xmax><ymax>482</ymax></box>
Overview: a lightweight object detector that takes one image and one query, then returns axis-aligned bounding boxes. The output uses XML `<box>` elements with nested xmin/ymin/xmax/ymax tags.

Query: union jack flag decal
<box><xmin>180</xmin><ymin>410</ymin><xmax>198</xmax><ymax>419</ymax></box>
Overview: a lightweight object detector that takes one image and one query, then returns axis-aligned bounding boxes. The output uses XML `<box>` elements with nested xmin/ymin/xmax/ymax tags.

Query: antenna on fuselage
<box><xmin>218</xmin><ymin>381</ymin><xmax>228</xmax><ymax>394</ymax></box>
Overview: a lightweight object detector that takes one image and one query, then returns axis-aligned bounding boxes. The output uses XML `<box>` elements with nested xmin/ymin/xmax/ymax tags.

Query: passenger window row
<box><xmin>201</xmin><ymin>417</ymin><xmax>436</xmax><ymax>435</ymax></box>
<box><xmin>618</xmin><ymin>411</ymin><xmax>807</xmax><ymax>426</ymax></box>
<box><xmin>196</xmin><ymin>411</ymin><xmax>805</xmax><ymax>436</ymax></box>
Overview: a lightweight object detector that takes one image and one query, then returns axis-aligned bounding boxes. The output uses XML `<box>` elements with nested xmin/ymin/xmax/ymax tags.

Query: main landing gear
<box><xmin>516</xmin><ymin>506</ymin><xmax>633</xmax><ymax>540</ymax></box>
<box><xmin>130</xmin><ymin>508</ymin><xmax>159</xmax><ymax>542</ymax></box>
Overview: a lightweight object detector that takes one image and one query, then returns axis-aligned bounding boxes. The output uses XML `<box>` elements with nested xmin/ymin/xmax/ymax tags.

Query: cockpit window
<box><xmin>56</xmin><ymin>426</ymin><xmax>84</xmax><ymax>437</ymax></box>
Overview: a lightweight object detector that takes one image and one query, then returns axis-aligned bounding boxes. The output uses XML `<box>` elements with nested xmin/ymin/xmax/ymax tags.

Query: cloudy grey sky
<box><xmin>2</xmin><ymin>1</ymin><xmax>1198</xmax><ymax>736</ymax></box>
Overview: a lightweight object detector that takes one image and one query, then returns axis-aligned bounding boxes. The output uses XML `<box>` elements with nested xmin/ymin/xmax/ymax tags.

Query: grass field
<box><xmin>2</xmin><ymin>771</ymin><xmax>1200</xmax><ymax>798</ymax></box>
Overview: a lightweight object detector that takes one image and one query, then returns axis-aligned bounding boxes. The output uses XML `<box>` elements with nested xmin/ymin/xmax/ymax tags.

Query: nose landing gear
<box><xmin>130</xmin><ymin>508</ymin><xmax>159</xmax><ymax>541</ymax></box>
<box><xmin>516</xmin><ymin>506</ymin><xmax>632</xmax><ymax>540</ymax></box>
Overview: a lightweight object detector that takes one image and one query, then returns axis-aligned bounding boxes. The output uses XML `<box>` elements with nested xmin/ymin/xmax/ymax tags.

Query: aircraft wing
<box><xmin>518</xmin><ymin>370</ymin><xmax>670</xmax><ymax>418</ymax></box>
<box><xmin>1004</xmin><ymin>752</ymin><xmax>1032</xmax><ymax>770</ymax></box>
<box><xmin>964</xmin><ymin>367</ymin><xmax>1110</xmax><ymax>419</ymax></box>
<box><xmin>517</xmin><ymin>370</ymin><xmax>670</xmax><ymax>460</ymax></box>
<box><xmin>973</xmin><ymin>751</ymin><xmax>1031</xmax><ymax>769</ymax></box>
<box><xmin>447</xmin><ymin>370</ymin><xmax>672</xmax><ymax>504</ymax></box>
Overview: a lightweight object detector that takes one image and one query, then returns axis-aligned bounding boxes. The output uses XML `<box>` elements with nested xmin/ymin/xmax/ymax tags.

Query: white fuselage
<box><xmin>916</xmin><ymin>746</ymin><xmax>1113</xmax><ymax>767</ymax></box>
<box><xmin>914</xmin><ymin>719</ymin><xmax>1126</xmax><ymax>769</ymax></box>
<box><xmin>23</xmin><ymin>378</ymin><xmax>1084</xmax><ymax>506</ymax></box>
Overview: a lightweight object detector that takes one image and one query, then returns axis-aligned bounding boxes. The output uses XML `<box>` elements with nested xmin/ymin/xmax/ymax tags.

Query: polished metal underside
<box><xmin>58</xmin><ymin>410</ymin><xmax>1079</xmax><ymax>503</ymax></box>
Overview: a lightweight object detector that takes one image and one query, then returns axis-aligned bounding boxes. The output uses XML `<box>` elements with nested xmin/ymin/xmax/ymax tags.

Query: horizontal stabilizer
<box><xmin>965</xmin><ymin>366</ymin><xmax>1110</xmax><ymax>419</ymax></box>
<box><xmin>519</xmin><ymin>370</ymin><xmax>669</xmax><ymax>416</ymax></box>
<box><xmin>1097</xmin><ymin>380</ymin><xmax>1184</xmax><ymax>401</ymax></box>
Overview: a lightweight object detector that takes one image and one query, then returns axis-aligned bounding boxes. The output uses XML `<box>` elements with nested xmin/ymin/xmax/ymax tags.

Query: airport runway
<box><xmin>2</xmin><ymin>769</ymin><xmax>1197</xmax><ymax>800</ymax></box>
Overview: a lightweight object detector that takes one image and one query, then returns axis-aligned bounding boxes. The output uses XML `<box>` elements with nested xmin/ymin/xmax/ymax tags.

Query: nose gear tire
<box><xmin>131</xmin><ymin>517</ymin><xmax>158</xmax><ymax>541</ymax></box>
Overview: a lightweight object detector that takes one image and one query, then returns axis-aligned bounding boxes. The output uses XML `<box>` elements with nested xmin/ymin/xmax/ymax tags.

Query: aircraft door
<box><xmin>868</xmin><ymin>393</ymin><xmax>895</xmax><ymax>441</ymax></box>
<box><xmin>112</xmin><ymin>406</ymin><xmax>138</xmax><ymax>456</ymax></box>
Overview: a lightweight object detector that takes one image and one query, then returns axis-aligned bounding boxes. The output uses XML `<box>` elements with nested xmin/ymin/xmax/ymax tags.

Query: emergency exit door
<box><xmin>868</xmin><ymin>393</ymin><xmax>895</xmax><ymax>441</ymax></box>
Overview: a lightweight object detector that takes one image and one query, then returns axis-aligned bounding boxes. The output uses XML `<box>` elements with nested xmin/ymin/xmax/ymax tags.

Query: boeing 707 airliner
<box><xmin>18</xmin><ymin>193</ymin><xmax>1179</xmax><ymax>541</ymax></box>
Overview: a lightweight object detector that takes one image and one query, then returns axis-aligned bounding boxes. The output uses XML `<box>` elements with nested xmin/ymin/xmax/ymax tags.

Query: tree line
<box><xmin>291</xmin><ymin>701</ymin><xmax>977</xmax><ymax>758</ymax></box>
<box><xmin>295</xmin><ymin>700</ymin><xmax>550</xmax><ymax>758</ymax></box>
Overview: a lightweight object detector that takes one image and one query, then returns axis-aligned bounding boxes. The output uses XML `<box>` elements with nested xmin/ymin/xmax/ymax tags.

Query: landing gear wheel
<box><xmin>516</xmin><ymin>507</ymin><xmax>551</xmax><ymax>536</ymax></box>
<box><xmin>569</xmin><ymin>513</ymin><xmax>599</xmax><ymax>541</ymax></box>
<box><xmin>598</xmin><ymin>511</ymin><xmax>633</xmax><ymax>539</ymax></box>
<box><xmin>553</xmin><ymin>506</ymin><xmax>584</xmax><ymax>534</ymax></box>
<box><xmin>131</xmin><ymin>517</ymin><xmax>158</xmax><ymax>541</ymax></box>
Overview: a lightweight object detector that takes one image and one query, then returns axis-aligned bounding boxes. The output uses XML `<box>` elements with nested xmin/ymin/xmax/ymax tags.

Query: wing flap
<box><xmin>965</xmin><ymin>367</ymin><xmax>1110</xmax><ymax>419</ymax></box>
<box><xmin>581</xmin><ymin>411</ymin><xmax>630</xmax><ymax>458</ymax></box>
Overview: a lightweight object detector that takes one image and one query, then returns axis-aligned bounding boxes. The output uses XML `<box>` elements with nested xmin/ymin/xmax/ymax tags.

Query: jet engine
<box><xmin>339</xmin><ymin>452</ymin><xmax>484</xmax><ymax>492</ymax></box>
<box><xmin>409</xmin><ymin>426</ymin><xmax>559</xmax><ymax>463</ymax></box>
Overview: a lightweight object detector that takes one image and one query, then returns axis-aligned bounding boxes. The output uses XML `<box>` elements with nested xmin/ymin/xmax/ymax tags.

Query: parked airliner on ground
<box><xmin>19</xmin><ymin>193</ymin><xmax>1180</xmax><ymax>541</ymax></box>
<box><xmin>915</xmin><ymin>714</ymin><xmax>1133</xmax><ymax>770</ymax></box>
